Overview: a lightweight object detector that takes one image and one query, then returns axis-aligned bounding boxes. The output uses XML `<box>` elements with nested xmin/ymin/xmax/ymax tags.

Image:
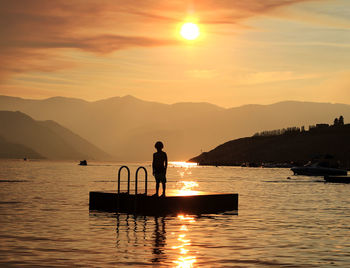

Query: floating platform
<box><xmin>324</xmin><ymin>176</ymin><xmax>350</xmax><ymax>183</ymax></box>
<box><xmin>89</xmin><ymin>190</ymin><xmax>238</xmax><ymax>215</ymax></box>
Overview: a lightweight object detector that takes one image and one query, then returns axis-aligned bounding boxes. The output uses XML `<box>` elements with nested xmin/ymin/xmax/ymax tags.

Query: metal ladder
<box><xmin>117</xmin><ymin>165</ymin><xmax>148</xmax><ymax>195</ymax></box>
<box><xmin>117</xmin><ymin>166</ymin><xmax>148</xmax><ymax>213</ymax></box>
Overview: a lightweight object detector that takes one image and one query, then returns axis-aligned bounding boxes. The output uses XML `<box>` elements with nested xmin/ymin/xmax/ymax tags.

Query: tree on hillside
<box><xmin>334</xmin><ymin>115</ymin><xmax>344</xmax><ymax>126</ymax></box>
<box><xmin>339</xmin><ymin>115</ymin><xmax>344</xmax><ymax>125</ymax></box>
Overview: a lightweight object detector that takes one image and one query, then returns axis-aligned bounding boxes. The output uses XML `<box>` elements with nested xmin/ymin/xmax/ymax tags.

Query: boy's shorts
<box><xmin>154</xmin><ymin>172</ymin><xmax>166</xmax><ymax>183</ymax></box>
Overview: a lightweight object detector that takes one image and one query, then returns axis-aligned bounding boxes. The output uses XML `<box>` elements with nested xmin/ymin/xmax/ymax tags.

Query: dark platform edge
<box><xmin>89</xmin><ymin>191</ymin><xmax>239</xmax><ymax>216</ymax></box>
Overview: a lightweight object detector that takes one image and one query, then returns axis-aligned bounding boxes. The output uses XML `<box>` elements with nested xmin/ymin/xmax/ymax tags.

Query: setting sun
<box><xmin>180</xmin><ymin>22</ymin><xmax>200</xmax><ymax>40</ymax></box>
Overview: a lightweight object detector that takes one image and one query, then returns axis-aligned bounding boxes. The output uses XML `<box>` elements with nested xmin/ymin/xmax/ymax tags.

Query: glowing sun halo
<box><xmin>180</xmin><ymin>22</ymin><xmax>200</xmax><ymax>40</ymax></box>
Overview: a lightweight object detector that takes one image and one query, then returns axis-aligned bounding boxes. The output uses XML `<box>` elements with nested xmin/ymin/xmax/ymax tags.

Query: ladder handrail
<box><xmin>117</xmin><ymin>166</ymin><xmax>130</xmax><ymax>194</ymax></box>
<box><xmin>135</xmin><ymin>166</ymin><xmax>148</xmax><ymax>195</ymax></box>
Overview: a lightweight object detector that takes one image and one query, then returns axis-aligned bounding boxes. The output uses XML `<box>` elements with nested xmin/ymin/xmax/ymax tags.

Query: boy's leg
<box><xmin>155</xmin><ymin>182</ymin><xmax>159</xmax><ymax>196</ymax></box>
<box><xmin>161</xmin><ymin>182</ymin><xmax>166</xmax><ymax>197</ymax></box>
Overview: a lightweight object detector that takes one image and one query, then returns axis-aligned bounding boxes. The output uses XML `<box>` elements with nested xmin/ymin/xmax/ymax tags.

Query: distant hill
<box><xmin>189</xmin><ymin>124</ymin><xmax>350</xmax><ymax>168</ymax></box>
<box><xmin>0</xmin><ymin>135</ymin><xmax>43</xmax><ymax>159</ymax></box>
<box><xmin>1</xmin><ymin>95</ymin><xmax>350</xmax><ymax>160</ymax></box>
<box><xmin>0</xmin><ymin>111</ymin><xmax>109</xmax><ymax>160</ymax></box>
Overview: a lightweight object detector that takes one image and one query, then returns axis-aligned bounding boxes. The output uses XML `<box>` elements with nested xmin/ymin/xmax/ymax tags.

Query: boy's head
<box><xmin>155</xmin><ymin>141</ymin><xmax>164</xmax><ymax>151</ymax></box>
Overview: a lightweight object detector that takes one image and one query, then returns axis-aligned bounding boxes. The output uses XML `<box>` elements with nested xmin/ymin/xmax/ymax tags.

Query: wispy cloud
<box><xmin>0</xmin><ymin>0</ymin><xmax>318</xmax><ymax>79</ymax></box>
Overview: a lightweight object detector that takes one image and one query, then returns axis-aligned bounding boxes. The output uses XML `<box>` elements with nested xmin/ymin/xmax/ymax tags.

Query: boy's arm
<box><xmin>164</xmin><ymin>153</ymin><xmax>168</xmax><ymax>170</ymax></box>
<box><xmin>152</xmin><ymin>153</ymin><xmax>155</xmax><ymax>175</ymax></box>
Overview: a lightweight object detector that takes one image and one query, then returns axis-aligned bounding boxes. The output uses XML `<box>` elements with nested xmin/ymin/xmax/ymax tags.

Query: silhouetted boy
<box><xmin>152</xmin><ymin>141</ymin><xmax>168</xmax><ymax>197</ymax></box>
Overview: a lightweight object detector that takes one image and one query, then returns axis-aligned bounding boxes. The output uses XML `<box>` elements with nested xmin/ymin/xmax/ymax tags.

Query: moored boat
<box><xmin>79</xmin><ymin>160</ymin><xmax>87</xmax><ymax>166</ymax></box>
<box><xmin>324</xmin><ymin>176</ymin><xmax>350</xmax><ymax>183</ymax></box>
<box><xmin>291</xmin><ymin>163</ymin><xmax>347</xmax><ymax>176</ymax></box>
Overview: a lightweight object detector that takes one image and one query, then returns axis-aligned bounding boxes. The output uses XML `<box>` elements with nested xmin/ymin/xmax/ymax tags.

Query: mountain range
<box><xmin>1</xmin><ymin>95</ymin><xmax>350</xmax><ymax>161</ymax></box>
<box><xmin>0</xmin><ymin>111</ymin><xmax>109</xmax><ymax>160</ymax></box>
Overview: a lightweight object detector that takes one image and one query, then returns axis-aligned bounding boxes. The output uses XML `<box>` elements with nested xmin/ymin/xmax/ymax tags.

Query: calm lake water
<box><xmin>0</xmin><ymin>160</ymin><xmax>349</xmax><ymax>267</ymax></box>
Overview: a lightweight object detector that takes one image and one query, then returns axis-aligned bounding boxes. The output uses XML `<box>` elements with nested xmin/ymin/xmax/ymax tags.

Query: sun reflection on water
<box><xmin>175</xmin><ymin>181</ymin><xmax>200</xmax><ymax>196</ymax></box>
<box><xmin>172</xmin><ymin>214</ymin><xmax>197</xmax><ymax>268</ymax></box>
<box><xmin>169</xmin><ymin>161</ymin><xmax>198</xmax><ymax>266</ymax></box>
<box><xmin>170</xmin><ymin>161</ymin><xmax>197</xmax><ymax>179</ymax></box>
<box><xmin>169</xmin><ymin>161</ymin><xmax>198</xmax><ymax>168</ymax></box>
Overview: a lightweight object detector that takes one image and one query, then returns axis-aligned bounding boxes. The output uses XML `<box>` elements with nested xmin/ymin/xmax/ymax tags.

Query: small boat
<box><xmin>291</xmin><ymin>163</ymin><xmax>347</xmax><ymax>176</ymax></box>
<box><xmin>324</xmin><ymin>176</ymin><xmax>350</xmax><ymax>183</ymax></box>
<box><xmin>79</xmin><ymin>160</ymin><xmax>87</xmax><ymax>166</ymax></box>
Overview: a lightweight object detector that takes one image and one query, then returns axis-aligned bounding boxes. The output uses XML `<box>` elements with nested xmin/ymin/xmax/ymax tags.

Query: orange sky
<box><xmin>0</xmin><ymin>0</ymin><xmax>349</xmax><ymax>107</ymax></box>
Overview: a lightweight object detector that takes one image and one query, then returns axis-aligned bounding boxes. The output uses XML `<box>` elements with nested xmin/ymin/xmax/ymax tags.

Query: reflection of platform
<box><xmin>89</xmin><ymin>190</ymin><xmax>238</xmax><ymax>215</ymax></box>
